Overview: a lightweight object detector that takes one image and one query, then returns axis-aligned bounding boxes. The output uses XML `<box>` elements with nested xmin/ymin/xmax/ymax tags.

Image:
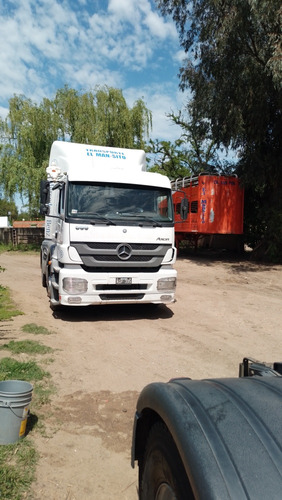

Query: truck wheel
<box><xmin>139</xmin><ymin>421</ymin><xmax>194</xmax><ymax>500</ymax></box>
<box><xmin>40</xmin><ymin>253</ymin><xmax>47</xmax><ymax>288</ymax></box>
<box><xmin>42</xmin><ymin>272</ymin><xmax>47</xmax><ymax>288</ymax></box>
<box><xmin>47</xmin><ymin>270</ymin><xmax>52</xmax><ymax>298</ymax></box>
<box><xmin>47</xmin><ymin>272</ymin><xmax>61</xmax><ymax>311</ymax></box>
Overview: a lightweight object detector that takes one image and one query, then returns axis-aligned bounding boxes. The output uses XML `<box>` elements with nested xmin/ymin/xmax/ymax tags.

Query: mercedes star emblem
<box><xmin>117</xmin><ymin>244</ymin><xmax>132</xmax><ymax>260</ymax></box>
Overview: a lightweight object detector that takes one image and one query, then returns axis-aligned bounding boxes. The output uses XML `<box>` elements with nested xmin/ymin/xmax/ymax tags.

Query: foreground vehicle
<box><xmin>40</xmin><ymin>141</ymin><xmax>184</xmax><ymax>309</ymax></box>
<box><xmin>132</xmin><ymin>358</ymin><xmax>282</xmax><ymax>499</ymax></box>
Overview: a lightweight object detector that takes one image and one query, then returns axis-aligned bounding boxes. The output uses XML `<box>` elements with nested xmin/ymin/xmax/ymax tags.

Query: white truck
<box><xmin>40</xmin><ymin>141</ymin><xmax>178</xmax><ymax>309</ymax></box>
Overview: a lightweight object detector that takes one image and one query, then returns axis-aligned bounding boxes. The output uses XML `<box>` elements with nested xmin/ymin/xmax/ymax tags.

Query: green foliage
<box><xmin>33</xmin><ymin>380</ymin><xmax>56</xmax><ymax>407</ymax></box>
<box><xmin>0</xmin><ymin>243</ymin><xmax>41</xmax><ymax>254</ymax></box>
<box><xmin>0</xmin><ymin>440</ymin><xmax>37</xmax><ymax>500</ymax></box>
<box><xmin>0</xmin><ymin>285</ymin><xmax>23</xmax><ymax>321</ymax></box>
<box><xmin>0</xmin><ymin>85</ymin><xmax>152</xmax><ymax>216</ymax></box>
<box><xmin>148</xmin><ymin>139</ymin><xmax>191</xmax><ymax>178</ymax></box>
<box><xmin>168</xmin><ymin>109</ymin><xmax>237</xmax><ymax>176</ymax></box>
<box><xmin>0</xmin><ymin>353</ymin><xmax>53</xmax><ymax>498</ymax></box>
<box><xmin>0</xmin><ymin>199</ymin><xmax>18</xmax><ymax>220</ymax></box>
<box><xmin>22</xmin><ymin>323</ymin><xmax>53</xmax><ymax>335</ymax></box>
<box><xmin>0</xmin><ymin>357</ymin><xmax>50</xmax><ymax>381</ymax></box>
<box><xmin>0</xmin><ymin>340</ymin><xmax>53</xmax><ymax>355</ymax></box>
<box><xmin>0</xmin><ymin>287</ymin><xmax>55</xmax><ymax>497</ymax></box>
<box><xmin>157</xmin><ymin>0</ymin><xmax>282</xmax><ymax>259</ymax></box>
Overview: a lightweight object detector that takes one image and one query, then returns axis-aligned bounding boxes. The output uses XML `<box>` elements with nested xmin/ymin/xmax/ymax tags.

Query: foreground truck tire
<box><xmin>139</xmin><ymin>421</ymin><xmax>193</xmax><ymax>500</ymax></box>
<box><xmin>132</xmin><ymin>360</ymin><xmax>282</xmax><ymax>500</ymax></box>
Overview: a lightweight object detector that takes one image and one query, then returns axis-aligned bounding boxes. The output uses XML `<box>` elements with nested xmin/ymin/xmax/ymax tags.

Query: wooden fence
<box><xmin>0</xmin><ymin>227</ymin><xmax>44</xmax><ymax>246</ymax></box>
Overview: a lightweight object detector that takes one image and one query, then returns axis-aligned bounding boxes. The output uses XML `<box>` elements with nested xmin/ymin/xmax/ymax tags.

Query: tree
<box><xmin>157</xmin><ymin>0</ymin><xmax>282</xmax><ymax>259</ymax></box>
<box><xmin>148</xmin><ymin>139</ymin><xmax>191</xmax><ymax>178</ymax></box>
<box><xmin>0</xmin><ymin>86</ymin><xmax>152</xmax><ymax>216</ymax></box>
<box><xmin>52</xmin><ymin>85</ymin><xmax>152</xmax><ymax>149</ymax></box>
<box><xmin>0</xmin><ymin>199</ymin><xmax>18</xmax><ymax>221</ymax></box>
<box><xmin>148</xmin><ymin>108</ymin><xmax>236</xmax><ymax>179</ymax></box>
<box><xmin>0</xmin><ymin>95</ymin><xmax>58</xmax><ymax>215</ymax></box>
<box><xmin>168</xmin><ymin>108</ymin><xmax>236</xmax><ymax>175</ymax></box>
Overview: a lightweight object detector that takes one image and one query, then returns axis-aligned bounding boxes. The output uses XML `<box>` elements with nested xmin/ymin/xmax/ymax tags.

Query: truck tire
<box><xmin>42</xmin><ymin>271</ymin><xmax>47</xmax><ymax>288</ymax></box>
<box><xmin>139</xmin><ymin>421</ymin><xmax>194</xmax><ymax>500</ymax></box>
<box><xmin>40</xmin><ymin>253</ymin><xmax>47</xmax><ymax>288</ymax></box>
<box><xmin>46</xmin><ymin>269</ymin><xmax>61</xmax><ymax>311</ymax></box>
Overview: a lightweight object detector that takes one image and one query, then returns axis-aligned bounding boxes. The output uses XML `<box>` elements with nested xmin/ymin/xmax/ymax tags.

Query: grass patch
<box><xmin>0</xmin><ymin>357</ymin><xmax>53</xmax><ymax>498</ymax></box>
<box><xmin>0</xmin><ymin>257</ymin><xmax>55</xmax><ymax>498</ymax></box>
<box><xmin>33</xmin><ymin>380</ymin><xmax>56</xmax><ymax>407</ymax></box>
<box><xmin>0</xmin><ymin>243</ymin><xmax>13</xmax><ymax>254</ymax></box>
<box><xmin>0</xmin><ymin>243</ymin><xmax>41</xmax><ymax>253</ymax></box>
<box><xmin>0</xmin><ymin>285</ymin><xmax>23</xmax><ymax>321</ymax></box>
<box><xmin>0</xmin><ymin>357</ymin><xmax>50</xmax><ymax>382</ymax></box>
<box><xmin>22</xmin><ymin>323</ymin><xmax>53</xmax><ymax>335</ymax></box>
<box><xmin>0</xmin><ymin>339</ymin><xmax>53</xmax><ymax>355</ymax></box>
<box><xmin>0</xmin><ymin>439</ymin><xmax>37</xmax><ymax>500</ymax></box>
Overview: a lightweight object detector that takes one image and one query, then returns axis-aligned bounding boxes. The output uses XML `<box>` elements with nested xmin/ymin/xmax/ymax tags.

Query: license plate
<box><xmin>116</xmin><ymin>277</ymin><xmax>132</xmax><ymax>285</ymax></box>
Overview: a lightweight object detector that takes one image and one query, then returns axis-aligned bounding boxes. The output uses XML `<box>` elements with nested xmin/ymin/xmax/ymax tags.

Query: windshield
<box><xmin>66</xmin><ymin>182</ymin><xmax>173</xmax><ymax>225</ymax></box>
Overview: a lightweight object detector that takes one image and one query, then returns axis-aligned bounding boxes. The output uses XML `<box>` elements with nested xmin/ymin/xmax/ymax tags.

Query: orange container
<box><xmin>172</xmin><ymin>174</ymin><xmax>244</xmax><ymax>242</ymax></box>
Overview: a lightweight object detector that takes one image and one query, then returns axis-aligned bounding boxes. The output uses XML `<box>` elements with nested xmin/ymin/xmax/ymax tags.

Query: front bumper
<box><xmin>57</xmin><ymin>267</ymin><xmax>177</xmax><ymax>306</ymax></box>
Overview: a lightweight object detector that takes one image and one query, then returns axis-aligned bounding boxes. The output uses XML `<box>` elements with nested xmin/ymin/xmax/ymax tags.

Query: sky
<box><xmin>0</xmin><ymin>0</ymin><xmax>187</xmax><ymax>142</ymax></box>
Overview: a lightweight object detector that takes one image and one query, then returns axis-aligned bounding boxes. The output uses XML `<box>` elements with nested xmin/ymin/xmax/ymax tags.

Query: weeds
<box><xmin>0</xmin><ymin>263</ymin><xmax>23</xmax><ymax>320</ymax></box>
<box><xmin>33</xmin><ymin>380</ymin><xmax>56</xmax><ymax>407</ymax></box>
<box><xmin>22</xmin><ymin>323</ymin><xmax>53</xmax><ymax>335</ymax></box>
<box><xmin>0</xmin><ymin>357</ymin><xmax>50</xmax><ymax>382</ymax></box>
<box><xmin>0</xmin><ymin>356</ymin><xmax>53</xmax><ymax>497</ymax></box>
<box><xmin>0</xmin><ymin>339</ymin><xmax>53</xmax><ymax>355</ymax></box>
<box><xmin>0</xmin><ymin>439</ymin><xmax>37</xmax><ymax>500</ymax></box>
<box><xmin>0</xmin><ymin>285</ymin><xmax>23</xmax><ymax>321</ymax></box>
<box><xmin>0</xmin><ymin>243</ymin><xmax>40</xmax><ymax>253</ymax></box>
<box><xmin>0</xmin><ymin>257</ymin><xmax>55</xmax><ymax>498</ymax></box>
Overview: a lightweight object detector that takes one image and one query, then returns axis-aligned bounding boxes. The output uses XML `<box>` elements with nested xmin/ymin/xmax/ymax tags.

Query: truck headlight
<box><xmin>157</xmin><ymin>277</ymin><xmax>176</xmax><ymax>291</ymax></box>
<box><xmin>63</xmin><ymin>278</ymin><xmax>88</xmax><ymax>294</ymax></box>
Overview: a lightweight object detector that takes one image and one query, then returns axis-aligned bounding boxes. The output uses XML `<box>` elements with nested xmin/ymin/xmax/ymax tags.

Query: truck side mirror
<box><xmin>180</xmin><ymin>198</ymin><xmax>188</xmax><ymax>220</ymax></box>
<box><xmin>40</xmin><ymin>180</ymin><xmax>50</xmax><ymax>215</ymax></box>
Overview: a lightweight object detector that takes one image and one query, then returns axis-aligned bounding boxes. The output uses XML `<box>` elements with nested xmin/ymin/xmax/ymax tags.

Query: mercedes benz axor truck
<box><xmin>40</xmin><ymin>141</ymin><xmax>178</xmax><ymax>309</ymax></box>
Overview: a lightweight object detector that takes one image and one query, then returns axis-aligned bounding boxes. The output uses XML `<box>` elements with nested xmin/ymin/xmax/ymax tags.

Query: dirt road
<box><xmin>0</xmin><ymin>250</ymin><xmax>282</xmax><ymax>499</ymax></box>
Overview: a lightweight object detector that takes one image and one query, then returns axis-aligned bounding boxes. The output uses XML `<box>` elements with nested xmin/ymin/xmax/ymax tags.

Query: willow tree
<box><xmin>0</xmin><ymin>95</ymin><xmax>57</xmax><ymax>216</ymax></box>
<box><xmin>0</xmin><ymin>86</ymin><xmax>152</xmax><ymax>216</ymax></box>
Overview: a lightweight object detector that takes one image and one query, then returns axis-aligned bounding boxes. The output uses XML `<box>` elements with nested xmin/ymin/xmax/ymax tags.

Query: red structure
<box><xmin>13</xmin><ymin>220</ymin><xmax>45</xmax><ymax>228</ymax></box>
<box><xmin>172</xmin><ymin>174</ymin><xmax>244</xmax><ymax>248</ymax></box>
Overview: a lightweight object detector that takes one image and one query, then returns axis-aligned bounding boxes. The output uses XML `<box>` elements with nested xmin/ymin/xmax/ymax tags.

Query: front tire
<box><xmin>47</xmin><ymin>268</ymin><xmax>61</xmax><ymax>311</ymax></box>
<box><xmin>42</xmin><ymin>271</ymin><xmax>47</xmax><ymax>288</ymax></box>
<box><xmin>40</xmin><ymin>253</ymin><xmax>47</xmax><ymax>288</ymax></box>
<box><xmin>139</xmin><ymin>422</ymin><xmax>194</xmax><ymax>500</ymax></box>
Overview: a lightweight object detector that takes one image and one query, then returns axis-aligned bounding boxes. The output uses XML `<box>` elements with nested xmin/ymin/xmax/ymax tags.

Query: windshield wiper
<box><xmin>70</xmin><ymin>215</ymin><xmax>116</xmax><ymax>225</ymax></box>
<box><xmin>90</xmin><ymin>216</ymin><xmax>116</xmax><ymax>226</ymax></box>
<box><xmin>137</xmin><ymin>217</ymin><xmax>163</xmax><ymax>227</ymax></box>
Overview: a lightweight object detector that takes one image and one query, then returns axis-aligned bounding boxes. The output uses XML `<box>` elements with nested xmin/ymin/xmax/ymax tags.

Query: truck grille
<box><xmin>96</xmin><ymin>284</ymin><xmax>147</xmax><ymax>291</ymax></box>
<box><xmin>71</xmin><ymin>242</ymin><xmax>170</xmax><ymax>270</ymax></box>
<box><xmin>99</xmin><ymin>293</ymin><xmax>145</xmax><ymax>301</ymax></box>
<box><xmin>94</xmin><ymin>255</ymin><xmax>152</xmax><ymax>262</ymax></box>
<box><xmin>87</xmin><ymin>243</ymin><xmax>159</xmax><ymax>251</ymax></box>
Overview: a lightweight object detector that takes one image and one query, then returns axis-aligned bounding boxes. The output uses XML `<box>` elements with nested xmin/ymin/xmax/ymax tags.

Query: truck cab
<box><xmin>40</xmin><ymin>141</ymin><xmax>177</xmax><ymax>309</ymax></box>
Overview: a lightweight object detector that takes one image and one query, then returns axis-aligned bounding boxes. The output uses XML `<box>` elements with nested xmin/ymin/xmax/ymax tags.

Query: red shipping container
<box><xmin>172</xmin><ymin>174</ymin><xmax>244</xmax><ymax>246</ymax></box>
